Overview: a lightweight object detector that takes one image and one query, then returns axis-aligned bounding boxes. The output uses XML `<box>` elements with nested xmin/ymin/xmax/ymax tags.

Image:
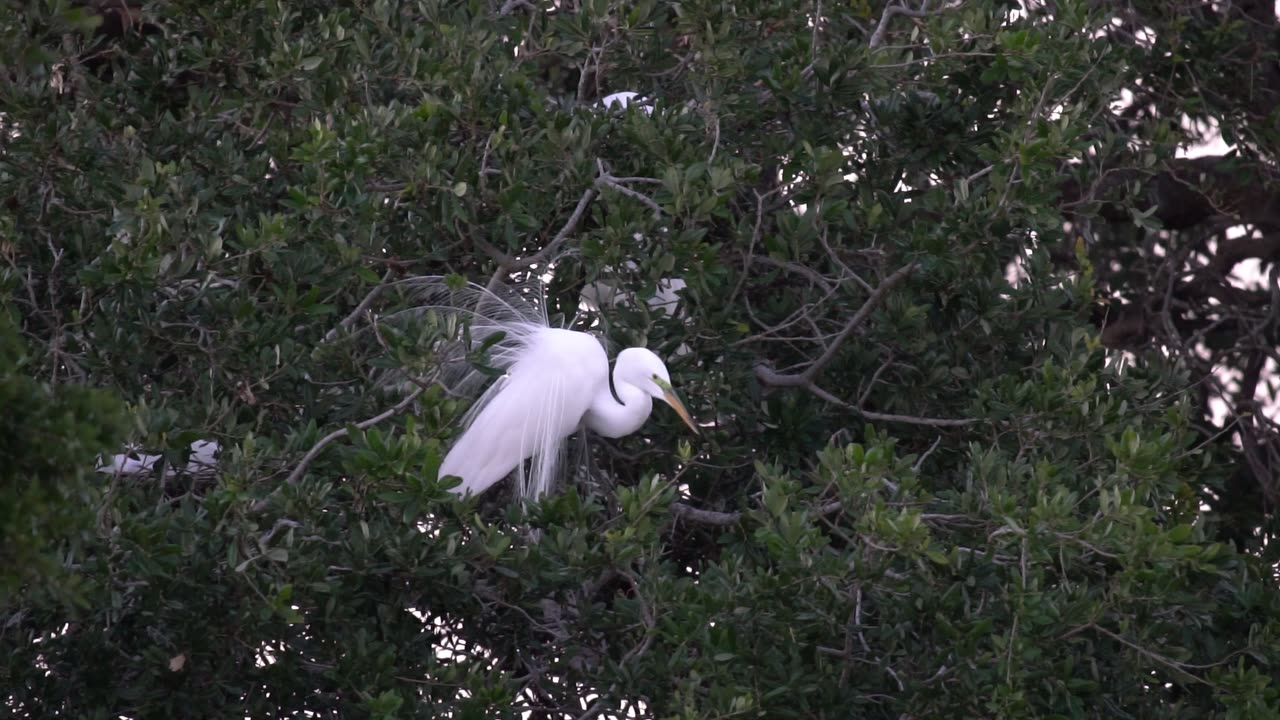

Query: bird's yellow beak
<box><xmin>654</xmin><ymin>378</ymin><xmax>699</xmax><ymax>435</ymax></box>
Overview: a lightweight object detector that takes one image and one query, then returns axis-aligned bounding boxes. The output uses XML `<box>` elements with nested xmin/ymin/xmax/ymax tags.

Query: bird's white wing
<box><xmin>439</xmin><ymin>329</ymin><xmax>608</xmax><ymax>500</ymax></box>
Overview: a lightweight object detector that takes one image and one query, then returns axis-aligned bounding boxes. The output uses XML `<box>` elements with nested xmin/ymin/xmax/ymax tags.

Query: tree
<box><xmin>2</xmin><ymin>0</ymin><xmax>1278</xmax><ymax>717</ymax></box>
<box><xmin>0</xmin><ymin>313</ymin><xmax>125</xmax><ymax>603</ymax></box>
<box><xmin>1047</xmin><ymin>0</ymin><xmax>1280</xmax><ymax>553</ymax></box>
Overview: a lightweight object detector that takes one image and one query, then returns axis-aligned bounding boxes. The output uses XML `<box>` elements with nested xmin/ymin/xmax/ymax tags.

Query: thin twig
<box><xmin>575</xmin><ymin>698</ymin><xmax>607</xmax><ymax>720</ymax></box>
<box><xmin>861</xmin><ymin>409</ymin><xmax>978</xmax><ymax>427</ymax></box>
<box><xmin>477</xmin><ymin>157</ymin><xmax>661</xmax><ymax>294</ymax></box>
<box><xmin>857</xmin><ymin>353</ymin><xmax>896</xmax><ymax>406</ymax></box>
<box><xmin>1079</xmin><ymin>623</ymin><xmax>1242</xmax><ymax>683</ymax></box>
<box><xmin>526</xmin><ymin>184</ymin><xmax>598</xmax><ymax>265</ymax></box>
<box><xmin>323</xmin><ymin>270</ymin><xmax>394</xmax><ymax>343</ymax></box>
<box><xmin>727</xmin><ymin>189</ymin><xmax>778</xmax><ymax>308</ymax></box>
<box><xmin>912</xmin><ymin>436</ymin><xmax>944</xmax><ymax>471</ymax></box>
<box><xmin>819</xmin><ymin>227</ymin><xmax>874</xmax><ymax>293</ymax></box>
<box><xmin>754</xmin><ymin>255</ymin><xmax>835</xmax><ymax>293</ymax></box>
<box><xmin>809</xmin><ymin>381</ymin><xmax>977</xmax><ymax>426</ymax></box>
<box><xmin>288</xmin><ymin>386</ymin><xmax>425</xmax><ymax>488</ymax></box>
<box><xmin>619</xmin><ymin>570</ymin><xmax>655</xmax><ymax>665</ymax></box>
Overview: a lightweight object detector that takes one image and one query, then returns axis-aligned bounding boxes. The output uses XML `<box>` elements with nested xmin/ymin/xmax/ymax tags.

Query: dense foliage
<box><xmin>0</xmin><ymin>315</ymin><xmax>124</xmax><ymax>602</ymax></box>
<box><xmin>3</xmin><ymin>0</ymin><xmax>1279</xmax><ymax>717</ymax></box>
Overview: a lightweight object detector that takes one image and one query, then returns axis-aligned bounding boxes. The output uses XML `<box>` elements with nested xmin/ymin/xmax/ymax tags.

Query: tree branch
<box><xmin>487</xmin><ymin>183</ymin><xmax>598</xmax><ymax>291</ymax></box>
<box><xmin>670</xmin><ymin>502</ymin><xmax>741</xmax><ymax>525</ymax></box>
<box><xmin>869</xmin><ymin>1</ymin><xmax>963</xmax><ymax>50</ymax></box>
<box><xmin>1235</xmin><ymin>351</ymin><xmax>1277</xmax><ymax>503</ymax></box>
<box><xmin>251</xmin><ymin>386</ymin><xmax>425</xmax><ymax>513</ymax></box>
<box><xmin>595</xmin><ymin>172</ymin><xmax>665</xmax><ymax>219</ymax></box>
<box><xmin>752</xmin><ymin>262</ymin><xmax>977</xmax><ymax>425</ymax></box>
<box><xmin>473</xmin><ymin>235</ymin><xmax>518</xmax><ymax>267</ymax></box>
<box><xmin>485</xmin><ymin>164</ymin><xmax>666</xmax><ymax>290</ymax></box>
<box><xmin>860</xmin><ymin>408</ymin><xmax>978</xmax><ymax>427</ymax></box>
<box><xmin>1212</xmin><ymin>233</ymin><xmax>1280</xmax><ymax>274</ymax></box>
<box><xmin>755</xmin><ymin>262</ymin><xmax>917</xmax><ymax>388</ymax></box>
<box><xmin>805</xmin><ymin>379</ymin><xmax>977</xmax><ymax>426</ymax></box>
<box><xmin>1061</xmin><ymin>155</ymin><xmax>1280</xmax><ymax>231</ymax></box>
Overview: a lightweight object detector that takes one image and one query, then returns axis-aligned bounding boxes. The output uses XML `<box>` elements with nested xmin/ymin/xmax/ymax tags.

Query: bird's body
<box><xmin>438</xmin><ymin>328</ymin><xmax>609</xmax><ymax>497</ymax></box>
<box><xmin>399</xmin><ymin>277</ymin><xmax>697</xmax><ymax>501</ymax></box>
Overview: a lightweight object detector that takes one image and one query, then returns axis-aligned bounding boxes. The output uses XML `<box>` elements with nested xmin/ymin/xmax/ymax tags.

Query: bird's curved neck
<box><xmin>585</xmin><ymin>375</ymin><xmax>653</xmax><ymax>439</ymax></box>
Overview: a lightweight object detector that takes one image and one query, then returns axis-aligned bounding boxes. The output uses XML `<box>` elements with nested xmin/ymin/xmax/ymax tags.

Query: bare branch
<box><xmin>474</xmin><ymin>235</ymin><xmax>517</xmax><ymax>267</ymax></box>
<box><xmin>857</xmin><ymin>353</ymin><xmax>896</xmax><ymax>406</ymax></box>
<box><xmin>1236</xmin><ymin>352</ymin><xmax>1278</xmax><ymax>502</ymax></box>
<box><xmin>258</xmin><ymin>518</ymin><xmax>300</xmax><ymax>548</ymax></box>
<box><xmin>487</xmin><ymin>183</ymin><xmax>598</xmax><ymax>291</ymax></box>
<box><xmin>671</xmin><ymin>502</ymin><xmax>742</xmax><ymax>525</ymax></box>
<box><xmin>755</xmin><ymin>262</ymin><xmax>918</xmax><ymax>388</ymax></box>
<box><xmin>912</xmin><ymin>435</ymin><xmax>944</xmax><ymax>472</ymax></box>
<box><xmin>595</xmin><ymin>172</ymin><xmax>665</xmax><ymax>219</ymax></box>
<box><xmin>869</xmin><ymin>4</ymin><xmax>929</xmax><ymax>49</ymax></box>
<box><xmin>534</xmin><ymin>184</ymin><xmax>598</xmax><ymax>264</ymax></box>
<box><xmin>251</xmin><ymin>386</ymin><xmax>426</xmax><ymax>512</ymax></box>
<box><xmin>618</xmin><ymin>570</ymin><xmax>655</xmax><ymax>665</ymax></box>
<box><xmin>484</xmin><ymin>163</ymin><xmax>663</xmax><ymax>291</ymax></box>
<box><xmin>754</xmin><ymin>255</ymin><xmax>835</xmax><ymax>293</ymax></box>
<box><xmin>752</xmin><ymin>262</ymin><xmax>977</xmax><ymax>426</ymax></box>
<box><xmin>293</xmin><ymin>387</ymin><xmax>424</xmax><ymax>487</ymax></box>
<box><xmin>1074</xmin><ymin>623</ymin><xmax>1248</xmax><ymax>682</ymax></box>
<box><xmin>860</xmin><ymin>408</ymin><xmax>978</xmax><ymax>427</ymax></box>
<box><xmin>805</xmin><ymin>379</ymin><xmax>977</xmax><ymax>427</ymax></box>
<box><xmin>869</xmin><ymin>1</ymin><xmax>963</xmax><ymax>50</ymax></box>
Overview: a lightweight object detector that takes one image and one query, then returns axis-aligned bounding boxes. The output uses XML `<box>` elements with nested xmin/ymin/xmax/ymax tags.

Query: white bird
<box><xmin>96</xmin><ymin>439</ymin><xmax>221</xmax><ymax>477</ymax></box>
<box><xmin>579</xmin><ymin>258</ymin><xmax>692</xmax><ymax>359</ymax></box>
<box><xmin>393</xmin><ymin>276</ymin><xmax>697</xmax><ymax>500</ymax></box>
<box><xmin>598</xmin><ymin>91</ymin><xmax>654</xmax><ymax>116</ymax></box>
<box><xmin>579</xmin><ymin>258</ymin><xmax>686</xmax><ymax>319</ymax></box>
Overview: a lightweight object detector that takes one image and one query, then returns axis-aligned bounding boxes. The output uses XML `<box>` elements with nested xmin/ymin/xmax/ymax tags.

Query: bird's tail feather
<box><xmin>381</xmin><ymin>275</ymin><xmax>549</xmax><ymax>401</ymax></box>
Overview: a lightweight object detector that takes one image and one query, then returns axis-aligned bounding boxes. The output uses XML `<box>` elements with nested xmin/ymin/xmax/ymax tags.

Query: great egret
<box><xmin>579</xmin><ymin>259</ymin><xmax>686</xmax><ymax>319</ymax></box>
<box><xmin>394</xmin><ymin>277</ymin><xmax>698</xmax><ymax>500</ymax></box>
<box><xmin>579</xmin><ymin>258</ymin><xmax>692</xmax><ymax>360</ymax></box>
<box><xmin>97</xmin><ymin>439</ymin><xmax>220</xmax><ymax>478</ymax></box>
<box><xmin>598</xmin><ymin>91</ymin><xmax>654</xmax><ymax>115</ymax></box>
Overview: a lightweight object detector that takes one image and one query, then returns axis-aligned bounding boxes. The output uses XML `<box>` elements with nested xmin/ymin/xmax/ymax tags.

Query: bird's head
<box><xmin>617</xmin><ymin>348</ymin><xmax>699</xmax><ymax>434</ymax></box>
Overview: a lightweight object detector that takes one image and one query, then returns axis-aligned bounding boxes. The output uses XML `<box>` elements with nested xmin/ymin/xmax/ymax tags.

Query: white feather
<box><xmin>438</xmin><ymin>328</ymin><xmax>607</xmax><ymax>498</ymax></box>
